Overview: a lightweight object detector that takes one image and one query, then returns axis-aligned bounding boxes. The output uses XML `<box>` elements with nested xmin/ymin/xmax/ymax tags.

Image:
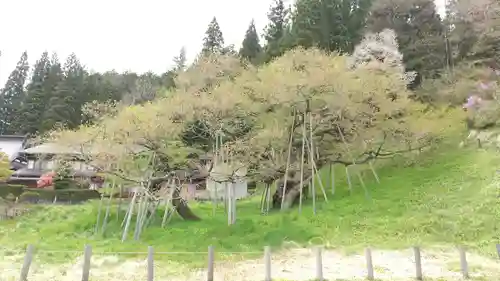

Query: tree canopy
<box><xmin>49</xmin><ymin>30</ymin><xmax>438</xmax><ymax>188</ymax></box>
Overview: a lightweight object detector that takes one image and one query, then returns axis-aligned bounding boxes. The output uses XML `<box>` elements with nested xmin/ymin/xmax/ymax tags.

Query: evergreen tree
<box><xmin>201</xmin><ymin>17</ymin><xmax>225</xmax><ymax>55</ymax></box>
<box><xmin>39</xmin><ymin>53</ymin><xmax>67</xmax><ymax>132</ymax></box>
<box><xmin>367</xmin><ymin>0</ymin><xmax>447</xmax><ymax>82</ymax></box>
<box><xmin>0</xmin><ymin>51</ymin><xmax>29</xmax><ymax>134</ymax></box>
<box><xmin>173</xmin><ymin>47</ymin><xmax>187</xmax><ymax>72</ymax></box>
<box><xmin>288</xmin><ymin>0</ymin><xmax>371</xmax><ymax>53</ymax></box>
<box><xmin>262</xmin><ymin>0</ymin><xmax>290</xmax><ymax>61</ymax></box>
<box><xmin>239</xmin><ymin>20</ymin><xmax>262</xmax><ymax>64</ymax></box>
<box><xmin>44</xmin><ymin>53</ymin><xmax>86</xmax><ymax>130</ymax></box>
<box><xmin>19</xmin><ymin>51</ymin><xmax>51</xmax><ymax>135</ymax></box>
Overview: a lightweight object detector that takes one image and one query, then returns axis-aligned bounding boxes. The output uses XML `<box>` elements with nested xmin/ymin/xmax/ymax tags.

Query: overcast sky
<box><xmin>0</xmin><ymin>0</ymin><xmax>446</xmax><ymax>87</ymax></box>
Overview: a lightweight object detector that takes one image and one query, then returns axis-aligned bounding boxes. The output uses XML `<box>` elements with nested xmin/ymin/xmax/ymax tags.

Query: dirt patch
<box><xmin>0</xmin><ymin>247</ymin><xmax>498</xmax><ymax>280</ymax></box>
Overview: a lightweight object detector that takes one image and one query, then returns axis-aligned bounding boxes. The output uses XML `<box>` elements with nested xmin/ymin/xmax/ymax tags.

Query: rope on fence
<box><xmin>11</xmin><ymin>243</ymin><xmax>500</xmax><ymax>281</ymax></box>
<box><xmin>2</xmin><ymin>248</ymin><xmax>263</xmax><ymax>255</ymax></box>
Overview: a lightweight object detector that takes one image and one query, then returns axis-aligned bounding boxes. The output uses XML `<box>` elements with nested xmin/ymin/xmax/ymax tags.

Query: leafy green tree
<box><xmin>201</xmin><ymin>17</ymin><xmax>225</xmax><ymax>55</ymax></box>
<box><xmin>239</xmin><ymin>20</ymin><xmax>262</xmax><ymax>64</ymax></box>
<box><xmin>0</xmin><ymin>51</ymin><xmax>29</xmax><ymax>134</ymax></box>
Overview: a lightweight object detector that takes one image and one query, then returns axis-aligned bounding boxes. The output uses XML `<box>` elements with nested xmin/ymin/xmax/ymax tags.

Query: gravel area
<box><xmin>1</xmin><ymin>246</ymin><xmax>499</xmax><ymax>280</ymax></box>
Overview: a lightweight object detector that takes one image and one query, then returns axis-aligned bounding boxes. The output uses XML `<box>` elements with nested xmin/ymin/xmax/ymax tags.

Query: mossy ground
<box><xmin>0</xmin><ymin>144</ymin><xmax>499</xmax><ymax>269</ymax></box>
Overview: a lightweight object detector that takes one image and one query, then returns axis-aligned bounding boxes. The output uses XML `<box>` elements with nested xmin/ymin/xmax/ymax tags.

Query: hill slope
<box><xmin>0</xmin><ymin>145</ymin><xmax>499</xmax><ymax>270</ymax></box>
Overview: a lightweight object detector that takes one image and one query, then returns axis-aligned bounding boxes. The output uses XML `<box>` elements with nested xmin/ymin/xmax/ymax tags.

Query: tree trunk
<box><xmin>272</xmin><ymin>173</ymin><xmax>313</xmax><ymax>210</ymax></box>
<box><xmin>171</xmin><ymin>185</ymin><xmax>201</xmax><ymax>221</ymax></box>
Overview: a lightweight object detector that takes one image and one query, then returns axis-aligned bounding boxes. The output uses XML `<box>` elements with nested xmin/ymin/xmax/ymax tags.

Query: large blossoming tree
<box><xmin>49</xmin><ymin>30</ymin><xmax>438</xmax><ymax>212</ymax></box>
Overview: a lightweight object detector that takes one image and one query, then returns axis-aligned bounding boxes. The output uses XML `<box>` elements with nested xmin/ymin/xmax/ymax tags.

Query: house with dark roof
<box><xmin>8</xmin><ymin>142</ymin><xmax>104</xmax><ymax>188</ymax></box>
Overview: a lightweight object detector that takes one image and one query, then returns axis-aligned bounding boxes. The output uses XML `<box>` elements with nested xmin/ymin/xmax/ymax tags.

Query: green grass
<box><xmin>0</xmin><ymin>145</ymin><xmax>499</xmax><ymax>267</ymax></box>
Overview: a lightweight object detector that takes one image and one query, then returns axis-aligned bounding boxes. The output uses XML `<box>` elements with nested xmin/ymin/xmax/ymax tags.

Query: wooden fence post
<box><xmin>207</xmin><ymin>245</ymin><xmax>214</xmax><ymax>281</ymax></box>
<box><xmin>147</xmin><ymin>246</ymin><xmax>154</xmax><ymax>281</ymax></box>
<box><xmin>264</xmin><ymin>246</ymin><xmax>271</xmax><ymax>281</ymax></box>
<box><xmin>315</xmin><ymin>246</ymin><xmax>323</xmax><ymax>281</ymax></box>
<box><xmin>459</xmin><ymin>247</ymin><xmax>469</xmax><ymax>279</ymax></box>
<box><xmin>413</xmin><ymin>246</ymin><xmax>423</xmax><ymax>280</ymax></box>
<box><xmin>19</xmin><ymin>244</ymin><xmax>34</xmax><ymax>281</ymax></box>
<box><xmin>496</xmin><ymin>244</ymin><xmax>500</xmax><ymax>259</ymax></box>
<box><xmin>82</xmin><ymin>244</ymin><xmax>92</xmax><ymax>281</ymax></box>
<box><xmin>365</xmin><ymin>248</ymin><xmax>374</xmax><ymax>280</ymax></box>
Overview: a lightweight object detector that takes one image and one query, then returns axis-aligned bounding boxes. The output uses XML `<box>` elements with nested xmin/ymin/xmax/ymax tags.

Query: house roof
<box><xmin>22</xmin><ymin>143</ymin><xmax>80</xmax><ymax>155</ymax></box>
<box><xmin>0</xmin><ymin>135</ymin><xmax>27</xmax><ymax>140</ymax></box>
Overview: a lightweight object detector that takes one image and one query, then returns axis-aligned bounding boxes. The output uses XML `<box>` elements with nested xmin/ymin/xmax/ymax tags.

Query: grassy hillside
<box><xmin>0</xmin><ymin>145</ymin><xmax>499</xmax><ymax>267</ymax></box>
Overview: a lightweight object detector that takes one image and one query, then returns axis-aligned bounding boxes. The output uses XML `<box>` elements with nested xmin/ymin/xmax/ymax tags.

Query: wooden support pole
<box><xmin>365</xmin><ymin>248</ymin><xmax>374</xmax><ymax>280</ymax></box>
<box><xmin>19</xmin><ymin>244</ymin><xmax>34</xmax><ymax>281</ymax></box>
<box><xmin>264</xmin><ymin>246</ymin><xmax>272</xmax><ymax>281</ymax></box>
<box><xmin>82</xmin><ymin>245</ymin><xmax>92</xmax><ymax>281</ymax></box>
<box><xmin>147</xmin><ymin>246</ymin><xmax>154</xmax><ymax>281</ymax></box>
<box><xmin>207</xmin><ymin>246</ymin><xmax>214</xmax><ymax>281</ymax></box>
<box><xmin>413</xmin><ymin>246</ymin><xmax>423</xmax><ymax>280</ymax></box>
<box><xmin>315</xmin><ymin>247</ymin><xmax>323</xmax><ymax>281</ymax></box>
<box><xmin>459</xmin><ymin>247</ymin><xmax>469</xmax><ymax>279</ymax></box>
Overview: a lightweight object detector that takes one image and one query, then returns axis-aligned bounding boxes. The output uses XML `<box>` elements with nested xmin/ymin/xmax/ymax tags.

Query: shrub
<box><xmin>19</xmin><ymin>191</ymin><xmax>41</xmax><ymax>203</ymax></box>
<box><xmin>417</xmin><ymin>64</ymin><xmax>497</xmax><ymax>106</ymax></box>
<box><xmin>0</xmin><ymin>184</ymin><xmax>26</xmax><ymax>198</ymax></box>
<box><xmin>20</xmin><ymin>189</ymin><xmax>100</xmax><ymax>203</ymax></box>
<box><xmin>0</xmin><ymin>152</ymin><xmax>12</xmax><ymax>182</ymax></box>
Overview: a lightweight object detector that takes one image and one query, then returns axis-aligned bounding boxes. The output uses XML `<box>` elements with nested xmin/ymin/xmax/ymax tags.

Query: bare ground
<box><xmin>1</xmin><ymin>246</ymin><xmax>499</xmax><ymax>280</ymax></box>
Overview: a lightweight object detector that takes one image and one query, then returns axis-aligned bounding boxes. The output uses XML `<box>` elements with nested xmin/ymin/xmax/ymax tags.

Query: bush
<box><xmin>417</xmin><ymin>64</ymin><xmax>497</xmax><ymax>106</ymax></box>
<box><xmin>19</xmin><ymin>189</ymin><xmax>100</xmax><ymax>203</ymax></box>
<box><xmin>0</xmin><ymin>152</ymin><xmax>12</xmax><ymax>181</ymax></box>
<box><xmin>53</xmin><ymin>178</ymin><xmax>74</xmax><ymax>190</ymax></box>
<box><xmin>19</xmin><ymin>191</ymin><xmax>41</xmax><ymax>203</ymax></box>
<box><xmin>0</xmin><ymin>184</ymin><xmax>26</xmax><ymax>198</ymax></box>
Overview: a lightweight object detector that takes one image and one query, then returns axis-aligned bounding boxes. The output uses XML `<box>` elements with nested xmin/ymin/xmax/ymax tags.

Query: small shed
<box><xmin>206</xmin><ymin>162</ymin><xmax>248</xmax><ymax>200</ymax></box>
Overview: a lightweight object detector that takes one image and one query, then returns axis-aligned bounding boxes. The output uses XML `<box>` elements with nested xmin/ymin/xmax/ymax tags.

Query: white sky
<box><xmin>0</xmin><ymin>0</ymin><xmax>446</xmax><ymax>87</ymax></box>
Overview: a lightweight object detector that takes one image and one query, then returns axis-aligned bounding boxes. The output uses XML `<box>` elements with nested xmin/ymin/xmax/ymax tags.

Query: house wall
<box><xmin>206</xmin><ymin>179</ymin><xmax>248</xmax><ymax>200</ymax></box>
<box><xmin>0</xmin><ymin>139</ymin><xmax>24</xmax><ymax>161</ymax></box>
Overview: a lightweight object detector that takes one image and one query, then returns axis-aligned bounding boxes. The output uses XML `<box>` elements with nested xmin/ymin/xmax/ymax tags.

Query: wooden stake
<box><xmin>227</xmin><ymin>182</ymin><xmax>233</xmax><ymax>225</ymax></box>
<box><xmin>207</xmin><ymin>246</ymin><xmax>215</xmax><ymax>281</ymax></box>
<box><xmin>345</xmin><ymin>166</ymin><xmax>353</xmax><ymax>195</ymax></box>
<box><xmin>94</xmin><ymin>193</ymin><xmax>104</xmax><ymax>235</ymax></box>
<box><xmin>147</xmin><ymin>246</ymin><xmax>154</xmax><ymax>281</ymax></box>
<box><xmin>19</xmin><ymin>244</ymin><xmax>34</xmax><ymax>281</ymax></box>
<box><xmin>336</xmin><ymin>124</ymin><xmax>370</xmax><ymax>199</ymax></box>
<box><xmin>459</xmin><ymin>247</ymin><xmax>469</xmax><ymax>279</ymax></box>
<box><xmin>264</xmin><ymin>246</ymin><xmax>272</xmax><ymax>281</ymax></box>
<box><xmin>315</xmin><ymin>247</ymin><xmax>323</xmax><ymax>281</ymax></box>
<box><xmin>413</xmin><ymin>246</ymin><xmax>423</xmax><ymax>280</ymax></box>
<box><xmin>308</xmin><ymin>111</ymin><xmax>316</xmax><ymax>215</ymax></box>
<box><xmin>368</xmin><ymin>160</ymin><xmax>380</xmax><ymax>183</ymax></box>
<box><xmin>281</xmin><ymin>110</ymin><xmax>296</xmax><ymax>210</ymax></box>
<box><xmin>266</xmin><ymin>182</ymin><xmax>271</xmax><ymax>213</ymax></box>
<box><xmin>121</xmin><ymin>191</ymin><xmax>137</xmax><ymax>242</ymax></box>
<box><xmin>299</xmin><ymin>116</ymin><xmax>306</xmax><ymax>214</ymax></box>
<box><xmin>365</xmin><ymin>248</ymin><xmax>374</xmax><ymax>280</ymax></box>
<box><xmin>101</xmin><ymin>178</ymin><xmax>116</xmax><ymax>235</ymax></box>
<box><xmin>161</xmin><ymin>181</ymin><xmax>174</xmax><ymax>228</ymax></box>
<box><xmin>330</xmin><ymin>164</ymin><xmax>335</xmax><ymax>195</ymax></box>
<box><xmin>304</xmin><ymin>135</ymin><xmax>328</xmax><ymax>203</ymax></box>
<box><xmin>82</xmin><ymin>245</ymin><xmax>92</xmax><ymax>281</ymax></box>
